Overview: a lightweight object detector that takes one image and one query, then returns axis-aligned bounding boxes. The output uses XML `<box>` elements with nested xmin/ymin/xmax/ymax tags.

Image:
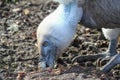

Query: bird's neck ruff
<box><xmin>53</xmin><ymin>1</ymin><xmax>82</xmax><ymax>28</ymax></box>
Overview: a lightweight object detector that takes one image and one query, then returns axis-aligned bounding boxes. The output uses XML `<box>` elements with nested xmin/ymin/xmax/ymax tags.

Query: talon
<box><xmin>72</xmin><ymin>53</ymin><xmax>106</xmax><ymax>64</ymax></box>
<box><xmin>101</xmin><ymin>54</ymin><xmax>120</xmax><ymax>72</ymax></box>
<box><xmin>96</xmin><ymin>58</ymin><xmax>103</xmax><ymax>67</ymax></box>
<box><xmin>100</xmin><ymin>57</ymin><xmax>110</xmax><ymax>67</ymax></box>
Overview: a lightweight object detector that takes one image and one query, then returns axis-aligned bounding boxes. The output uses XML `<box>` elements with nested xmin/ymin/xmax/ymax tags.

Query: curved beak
<box><xmin>38</xmin><ymin>42</ymin><xmax>57</xmax><ymax>69</ymax></box>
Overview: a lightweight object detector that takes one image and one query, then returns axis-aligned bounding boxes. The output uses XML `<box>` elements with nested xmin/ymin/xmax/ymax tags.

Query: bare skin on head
<box><xmin>37</xmin><ymin>0</ymin><xmax>83</xmax><ymax>69</ymax></box>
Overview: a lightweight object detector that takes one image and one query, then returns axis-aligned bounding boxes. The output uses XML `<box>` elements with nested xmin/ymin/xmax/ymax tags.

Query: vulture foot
<box><xmin>72</xmin><ymin>53</ymin><xmax>107</xmax><ymax>63</ymax></box>
<box><xmin>96</xmin><ymin>52</ymin><xmax>115</xmax><ymax>67</ymax></box>
<box><xmin>72</xmin><ymin>52</ymin><xmax>120</xmax><ymax>72</ymax></box>
<box><xmin>96</xmin><ymin>56</ymin><xmax>111</xmax><ymax>67</ymax></box>
<box><xmin>100</xmin><ymin>54</ymin><xmax>120</xmax><ymax>72</ymax></box>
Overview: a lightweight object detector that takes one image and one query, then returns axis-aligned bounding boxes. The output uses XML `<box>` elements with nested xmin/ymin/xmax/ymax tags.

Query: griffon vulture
<box><xmin>37</xmin><ymin>0</ymin><xmax>120</xmax><ymax>72</ymax></box>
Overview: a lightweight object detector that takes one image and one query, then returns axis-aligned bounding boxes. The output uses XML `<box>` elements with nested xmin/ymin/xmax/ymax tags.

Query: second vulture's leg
<box><xmin>72</xmin><ymin>28</ymin><xmax>120</xmax><ymax>72</ymax></box>
<box><xmin>100</xmin><ymin>28</ymin><xmax>120</xmax><ymax>72</ymax></box>
<box><xmin>101</xmin><ymin>28</ymin><xmax>119</xmax><ymax>56</ymax></box>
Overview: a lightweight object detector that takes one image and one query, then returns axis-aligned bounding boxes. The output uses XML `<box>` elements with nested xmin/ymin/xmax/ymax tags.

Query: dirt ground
<box><xmin>0</xmin><ymin>0</ymin><xmax>120</xmax><ymax>80</ymax></box>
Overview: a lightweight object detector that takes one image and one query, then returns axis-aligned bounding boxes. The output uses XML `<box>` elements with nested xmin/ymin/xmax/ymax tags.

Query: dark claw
<box><xmin>101</xmin><ymin>54</ymin><xmax>120</xmax><ymax>72</ymax></box>
<box><xmin>96</xmin><ymin>57</ymin><xmax>111</xmax><ymax>67</ymax></box>
<box><xmin>96</xmin><ymin>58</ymin><xmax>103</xmax><ymax>67</ymax></box>
<box><xmin>100</xmin><ymin>57</ymin><xmax>111</xmax><ymax>66</ymax></box>
<box><xmin>72</xmin><ymin>53</ymin><xmax>106</xmax><ymax>63</ymax></box>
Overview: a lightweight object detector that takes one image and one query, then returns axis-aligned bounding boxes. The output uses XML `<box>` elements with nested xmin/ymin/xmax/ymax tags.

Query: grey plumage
<box><xmin>80</xmin><ymin>0</ymin><xmax>120</xmax><ymax>28</ymax></box>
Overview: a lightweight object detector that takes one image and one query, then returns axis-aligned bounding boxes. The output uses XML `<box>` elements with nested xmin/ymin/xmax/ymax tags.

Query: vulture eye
<box><xmin>42</xmin><ymin>41</ymin><xmax>49</xmax><ymax>47</ymax></box>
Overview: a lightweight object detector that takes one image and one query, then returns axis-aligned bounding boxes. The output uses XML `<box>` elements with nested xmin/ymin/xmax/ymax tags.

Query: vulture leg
<box><xmin>72</xmin><ymin>28</ymin><xmax>120</xmax><ymax>72</ymax></box>
<box><xmin>99</xmin><ymin>28</ymin><xmax>120</xmax><ymax>72</ymax></box>
<box><xmin>102</xmin><ymin>39</ymin><xmax>117</xmax><ymax>56</ymax></box>
<box><xmin>101</xmin><ymin>28</ymin><xmax>119</xmax><ymax>56</ymax></box>
<box><xmin>96</xmin><ymin>39</ymin><xmax>118</xmax><ymax>66</ymax></box>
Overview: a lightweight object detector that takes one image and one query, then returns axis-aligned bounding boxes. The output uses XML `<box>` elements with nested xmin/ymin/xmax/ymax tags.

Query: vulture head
<box><xmin>37</xmin><ymin>35</ymin><xmax>58</xmax><ymax>68</ymax></box>
<box><xmin>37</xmin><ymin>0</ymin><xmax>83</xmax><ymax>69</ymax></box>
